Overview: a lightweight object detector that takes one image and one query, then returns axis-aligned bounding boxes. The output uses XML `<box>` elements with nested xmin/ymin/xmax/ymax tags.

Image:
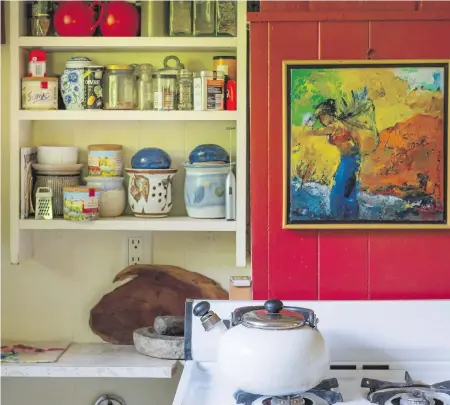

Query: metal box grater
<box><xmin>35</xmin><ymin>187</ymin><xmax>53</xmax><ymax>220</ymax></box>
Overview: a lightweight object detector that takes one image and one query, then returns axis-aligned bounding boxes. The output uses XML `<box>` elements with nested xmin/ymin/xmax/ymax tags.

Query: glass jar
<box><xmin>153</xmin><ymin>73</ymin><xmax>177</xmax><ymax>111</ymax></box>
<box><xmin>137</xmin><ymin>64</ymin><xmax>154</xmax><ymax>110</ymax></box>
<box><xmin>104</xmin><ymin>65</ymin><xmax>137</xmax><ymax>110</ymax></box>
<box><xmin>216</xmin><ymin>0</ymin><xmax>237</xmax><ymax>37</ymax></box>
<box><xmin>169</xmin><ymin>0</ymin><xmax>192</xmax><ymax>36</ymax></box>
<box><xmin>178</xmin><ymin>69</ymin><xmax>193</xmax><ymax>111</ymax></box>
<box><xmin>193</xmin><ymin>0</ymin><xmax>215</xmax><ymax>36</ymax></box>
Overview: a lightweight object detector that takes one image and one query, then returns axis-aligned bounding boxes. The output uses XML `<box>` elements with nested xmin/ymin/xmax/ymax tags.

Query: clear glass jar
<box><xmin>136</xmin><ymin>64</ymin><xmax>153</xmax><ymax>110</ymax></box>
<box><xmin>216</xmin><ymin>0</ymin><xmax>237</xmax><ymax>37</ymax></box>
<box><xmin>193</xmin><ymin>0</ymin><xmax>215</xmax><ymax>36</ymax></box>
<box><xmin>104</xmin><ymin>65</ymin><xmax>137</xmax><ymax>110</ymax></box>
<box><xmin>153</xmin><ymin>73</ymin><xmax>177</xmax><ymax>111</ymax></box>
<box><xmin>169</xmin><ymin>0</ymin><xmax>192</xmax><ymax>36</ymax></box>
<box><xmin>178</xmin><ymin>69</ymin><xmax>193</xmax><ymax>111</ymax></box>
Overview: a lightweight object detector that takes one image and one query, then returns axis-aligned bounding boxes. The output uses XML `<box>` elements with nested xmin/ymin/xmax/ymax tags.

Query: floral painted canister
<box><xmin>60</xmin><ymin>57</ymin><xmax>92</xmax><ymax>110</ymax></box>
<box><xmin>125</xmin><ymin>168</ymin><xmax>177</xmax><ymax>218</ymax></box>
<box><xmin>63</xmin><ymin>186</ymin><xmax>100</xmax><ymax>221</ymax></box>
<box><xmin>184</xmin><ymin>163</ymin><xmax>234</xmax><ymax>219</ymax></box>
<box><xmin>88</xmin><ymin>144</ymin><xmax>123</xmax><ymax>177</ymax></box>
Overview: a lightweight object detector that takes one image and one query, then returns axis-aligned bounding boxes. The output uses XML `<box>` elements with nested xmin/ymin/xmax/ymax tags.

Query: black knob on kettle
<box><xmin>193</xmin><ymin>301</ymin><xmax>211</xmax><ymax>317</ymax></box>
<box><xmin>264</xmin><ymin>299</ymin><xmax>283</xmax><ymax>314</ymax></box>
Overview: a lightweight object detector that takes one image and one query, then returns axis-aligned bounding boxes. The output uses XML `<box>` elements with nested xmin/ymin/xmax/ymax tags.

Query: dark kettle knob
<box><xmin>193</xmin><ymin>301</ymin><xmax>211</xmax><ymax>317</ymax></box>
<box><xmin>264</xmin><ymin>299</ymin><xmax>283</xmax><ymax>314</ymax></box>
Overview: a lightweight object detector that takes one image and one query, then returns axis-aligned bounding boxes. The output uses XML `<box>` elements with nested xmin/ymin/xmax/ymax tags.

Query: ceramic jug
<box><xmin>60</xmin><ymin>57</ymin><xmax>92</xmax><ymax>110</ymax></box>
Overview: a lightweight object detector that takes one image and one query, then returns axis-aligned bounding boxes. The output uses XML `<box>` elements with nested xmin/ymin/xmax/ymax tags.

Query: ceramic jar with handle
<box><xmin>60</xmin><ymin>57</ymin><xmax>92</xmax><ymax>110</ymax></box>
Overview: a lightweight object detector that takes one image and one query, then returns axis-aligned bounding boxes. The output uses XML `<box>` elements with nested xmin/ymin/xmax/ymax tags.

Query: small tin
<box><xmin>84</xmin><ymin>66</ymin><xmax>104</xmax><ymax>109</ymax></box>
<box><xmin>22</xmin><ymin>77</ymin><xmax>58</xmax><ymax>110</ymax></box>
<box><xmin>63</xmin><ymin>186</ymin><xmax>100</xmax><ymax>221</ymax></box>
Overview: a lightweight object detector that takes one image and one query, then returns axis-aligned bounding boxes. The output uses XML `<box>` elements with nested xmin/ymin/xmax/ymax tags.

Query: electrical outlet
<box><xmin>128</xmin><ymin>237</ymin><xmax>143</xmax><ymax>266</ymax></box>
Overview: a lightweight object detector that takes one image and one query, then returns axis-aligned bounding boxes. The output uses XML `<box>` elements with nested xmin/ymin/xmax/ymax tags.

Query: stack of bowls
<box><xmin>184</xmin><ymin>144</ymin><xmax>233</xmax><ymax>219</ymax></box>
<box><xmin>125</xmin><ymin>148</ymin><xmax>177</xmax><ymax>218</ymax></box>
<box><xmin>32</xmin><ymin>146</ymin><xmax>83</xmax><ymax>217</ymax></box>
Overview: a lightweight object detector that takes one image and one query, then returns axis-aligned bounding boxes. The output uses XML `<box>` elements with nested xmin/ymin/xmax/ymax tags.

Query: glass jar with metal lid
<box><xmin>136</xmin><ymin>64</ymin><xmax>154</xmax><ymax>110</ymax></box>
<box><xmin>104</xmin><ymin>65</ymin><xmax>137</xmax><ymax>110</ymax></box>
<box><xmin>178</xmin><ymin>69</ymin><xmax>193</xmax><ymax>110</ymax></box>
<box><xmin>153</xmin><ymin>72</ymin><xmax>177</xmax><ymax>111</ymax></box>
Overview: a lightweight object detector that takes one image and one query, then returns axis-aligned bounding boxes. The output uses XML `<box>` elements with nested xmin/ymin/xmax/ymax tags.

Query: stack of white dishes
<box><xmin>33</xmin><ymin>146</ymin><xmax>83</xmax><ymax>217</ymax></box>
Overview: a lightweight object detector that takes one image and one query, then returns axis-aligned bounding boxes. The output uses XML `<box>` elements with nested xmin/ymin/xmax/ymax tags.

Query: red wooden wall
<box><xmin>249</xmin><ymin>1</ymin><xmax>450</xmax><ymax>301</ymax></box>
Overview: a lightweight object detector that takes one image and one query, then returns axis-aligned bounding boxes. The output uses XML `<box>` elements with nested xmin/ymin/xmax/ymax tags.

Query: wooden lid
<box><xmin>88</xmin><ymin>144</ymin><xmax>123</xmax><ymax>151</ymax></box>
<box><xmin>22</xmin><ymin>76</ymin><xmax>58</xmax><ymax>82</ymax></box>
<box><xmin>64</xmin><ymin>186</ymin><xmax>99</xmax><ymax>193</ymax></box>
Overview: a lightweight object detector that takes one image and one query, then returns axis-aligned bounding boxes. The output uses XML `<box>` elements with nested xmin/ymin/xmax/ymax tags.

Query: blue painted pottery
<box><xmin>189</xmin><ymin>144</ymin><xmax>229</xmax><ymax>164</ymax></box>
<box><xmin>131</xmin><ymin>147</ymin><xmax>171</xmax><ymax>170</ymax></box>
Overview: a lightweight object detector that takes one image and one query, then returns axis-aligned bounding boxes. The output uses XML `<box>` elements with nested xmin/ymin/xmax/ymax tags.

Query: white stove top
<box><xmin>173</xmin><ymin>300</ymin><xmax>450</xmax><ymax>405</ymax></box>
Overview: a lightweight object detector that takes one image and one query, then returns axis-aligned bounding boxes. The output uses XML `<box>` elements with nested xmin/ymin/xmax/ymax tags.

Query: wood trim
<box><xmin>247</xmin><ymin>10</ymin><xmax>450</xmax><ymax>22</ymax></box>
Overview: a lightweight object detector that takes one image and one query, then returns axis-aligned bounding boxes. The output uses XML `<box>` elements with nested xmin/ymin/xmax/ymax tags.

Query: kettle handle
<box><xmin>265</xmin><ymin>299</ymin><xmax>318</xmax><ymax>329</ymax></box>
<box><xmin>89</xmin><ymin>1</ymin><xmax>105</xmax><ymax>34</ymax></box>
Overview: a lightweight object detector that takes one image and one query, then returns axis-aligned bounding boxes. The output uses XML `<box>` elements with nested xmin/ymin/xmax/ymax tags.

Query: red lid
<box><xmin>89</xmin><ymin>188</ymin><xmax>95</xmax><ymax>197</ymax></box>
<box><xmin>29</xmin><ymin>50</ymin><xmax>47</xmax><ymax>62</ymax></box>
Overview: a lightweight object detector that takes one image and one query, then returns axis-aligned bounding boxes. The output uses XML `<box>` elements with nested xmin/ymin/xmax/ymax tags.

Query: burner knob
<box><xmin>264</xmin><ymin>299</ymin><xmax>283</xmax><ymax>314</ymax></box>
<box><xmin>193</xmin><ymin>301</ymin><xmax>211</xmax><ymax>317</ymax></box>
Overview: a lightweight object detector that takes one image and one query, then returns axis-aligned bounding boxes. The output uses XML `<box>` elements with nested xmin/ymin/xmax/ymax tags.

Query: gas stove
<box><xmin>173</xmin><ymin>300</ymin><xmax>450</xmax><ymax>405</ymax></box>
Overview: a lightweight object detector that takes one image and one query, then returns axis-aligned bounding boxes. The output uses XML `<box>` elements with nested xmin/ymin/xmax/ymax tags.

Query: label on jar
<box><xmin>22</xmin><ymin>79</ymin><xmax>58</xmax><ymax>110</ymax></box>
<box><xmin>88</xmin><ymin>154</ymin><xmax>123</xmax><ymax>177</ymax></box>
<box><xmin>206</xmin><ymin>79</ymin><xmax>224</xmax><ymax>110</ymax></box>
<box><xmin>216</xmin><ymin>64</ymin><xmax>229</xmax><ymax>76</ymax></box>
<box><xmin>154</xmin><ymin>91</ymin><xmax>163</xmax><ymax>109</ymax></box>
<box><xmin>84</xmin><ymin>67</ymin><xmax>104</xmax><ymax>109</ymax></box>
<box><xmin>83</xmin><ymin>197</ymin><xmax>99</xmax><ymax>213</ymax></box>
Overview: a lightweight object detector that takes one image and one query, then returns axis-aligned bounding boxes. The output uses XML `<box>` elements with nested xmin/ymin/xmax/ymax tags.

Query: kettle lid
<box><xmin>242</xmin><ymin>299</ymin><xmax>307</xmax><ymax>330</ymax></box>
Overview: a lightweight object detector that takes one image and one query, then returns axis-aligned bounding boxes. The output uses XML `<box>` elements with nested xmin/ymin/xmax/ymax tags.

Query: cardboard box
<box><xmin>229</xmin><ymin>276</ymin><xmax>252</xmax><ymax>300</ymax></box>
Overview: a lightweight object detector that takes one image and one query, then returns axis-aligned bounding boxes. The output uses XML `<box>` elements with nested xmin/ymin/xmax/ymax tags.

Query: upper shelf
<box><xmin>18</xmin><ymin>36</ymin><xmax>238</xmax><ymax>53</ymax></box>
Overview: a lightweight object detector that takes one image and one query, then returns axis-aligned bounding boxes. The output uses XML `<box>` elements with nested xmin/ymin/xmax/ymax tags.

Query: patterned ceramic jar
<box><xmin>126</xmin><ymin>168</ymin><xmax>177</xmax><ymax>218</ymax></box>
<box><xmin>60</xmin><ymin>57</ymin><xmax>92</xmax><ymax>110</ymax></box>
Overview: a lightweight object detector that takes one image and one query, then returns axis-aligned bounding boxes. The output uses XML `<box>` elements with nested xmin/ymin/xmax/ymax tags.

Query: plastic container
<box><xmin>85</xmin><ymin>177</ymin><xmax>126</xmax><ymax>218</ymax></box>
<box><xmin>88</xmin><ymin>144</ymin><xmax>123</xmax><ymax>177</ymax></box>
<box><xmin>63</xmin><ymin>186</ymin><xmax>100</xmax><ymax>221</ymax></box>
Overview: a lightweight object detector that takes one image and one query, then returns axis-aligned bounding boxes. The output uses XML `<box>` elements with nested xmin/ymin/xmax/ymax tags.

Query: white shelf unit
<box><xmin>1</xmin><ymin>343</ymin><xmax>178</xmax><ymax>378</ymax></box>
<box><xmin>9</xmin><ymin>1</ymin><xmax>247</xmax><ymax>267</ymax></box>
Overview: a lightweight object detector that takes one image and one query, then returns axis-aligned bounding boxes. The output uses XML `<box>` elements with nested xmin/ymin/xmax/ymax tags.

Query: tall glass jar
<box><xmin>178</xmin><ymin>69</ymin><xmax>193</xmax><ymax>111</ymax></box>
<box><xmin>169</xmin><ymin>0</ymin><xmax>192</xmax><ymax>36</ymax></box>
<box><xmin>104</xmin><ymin>65</ymin><xmax>137</xmax><ymax>110</ymax></box>
<box><xmin>193</xmin><ymin>0</ymin><xmax>215</xmax><ymax>36</ymax></box>
<box><xmin>153</xmin><ymin>73</ymin><xmax>177</xmax><ymax>111</ymax></box>
<box><xmin>136</xmin><ymin>64</ymin><xmax>153</xmax><ymax>110</ymax></box>
<box><xmin>216</xmin><ymin>0</ymin><xmax>237</xmax><ymax>37</ymax></box>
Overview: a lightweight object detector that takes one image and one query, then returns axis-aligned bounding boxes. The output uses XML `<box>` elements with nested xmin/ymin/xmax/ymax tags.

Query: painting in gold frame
<box><xmin>283</xmin><ymin>60</ymin><xmax>450</xmax><ymax>229</ymax></box>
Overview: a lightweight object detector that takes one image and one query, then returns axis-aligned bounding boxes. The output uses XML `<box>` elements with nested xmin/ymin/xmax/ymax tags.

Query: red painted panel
<box><xmin>261</xmin><ymin>0</ymin><xmax>309</xmax><ymax>13</ymax></box>
<box><xmin>370</xmin><ymin>21</ymin><xmax>450</xmax><ymax>59</ymax></box>
<box><xmin>250</xmin><ymin>23</ymin><xmax>270</xmax><ymax>300</ymax></box>
<box><xmin>369</xmin><ymin>232</ymin><xmax>450</xmax><ymax>299</ymax></box>
<box><xmin>320</xmin><ymin>22</ymin><xmax>369</xmax><ymax>59</ymax></box>
<box><xmin>267</xmin><ymin>22</ymin><xmax>319</xmax><ymax>300</ymax></box>
<box><xmin>419</xmin><ymin>1</ymin><xmax>450</xmax><ymax>11</ymax></box>
<box><xmin>318</xmin><ymin>21</ymin><xmax>370</xmax><ymax>300</ymax></box>
<box><xmin>309</xmin><ymin>1</ymin><xmax>417</xmax><ymax>12</ymax></box>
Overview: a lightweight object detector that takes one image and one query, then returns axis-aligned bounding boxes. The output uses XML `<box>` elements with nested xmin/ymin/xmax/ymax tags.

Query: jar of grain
<box><xmin>85</xmin><ymin>177</ymin><xmax>126</xmax><ymax>218</ymax></box>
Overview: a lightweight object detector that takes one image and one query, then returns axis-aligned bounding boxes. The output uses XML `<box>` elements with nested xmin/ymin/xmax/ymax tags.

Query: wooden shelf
<box><xmin>1</xmin><ymin>343</ymin><xmax>178</xmax><ymax>378</ymax></box>
<box><xmin>19</xmin><ymin>110</ymin><xmax>238</xmax><ymax>121</ymax></box>
<box><xmin>18</xmin><ymin>36</ymin><xmax>237</xmax><ymax>53</ymax></box>
<box><xmin>19</xmin><ymin>216</ymin><xmax>237</xmax><ymax>232</ymax></box>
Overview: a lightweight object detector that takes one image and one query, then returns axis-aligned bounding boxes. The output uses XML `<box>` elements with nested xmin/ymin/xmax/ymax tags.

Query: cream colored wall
<box><xmin>1</xmin><ymin>3</ymin><xmax>250</xmax><ymax>404</ymax></box>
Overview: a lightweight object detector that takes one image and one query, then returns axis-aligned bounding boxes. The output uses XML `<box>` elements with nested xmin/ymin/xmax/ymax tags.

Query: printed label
<box><xmin>206</xmin><ymin>79</ymin><xmax>224</xmax><ymax>110</ymax></box>
<box><xmin>83</xmin><ymin>197</ymin><xmax>99</xmax><ymax>213</ymax></box>
<box><xmin>154</xmin><ymin>91</ymin><xmax>163</xmax><ymax>109</ymax></box>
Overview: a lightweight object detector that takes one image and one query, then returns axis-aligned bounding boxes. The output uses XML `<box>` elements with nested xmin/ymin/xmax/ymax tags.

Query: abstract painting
<box><xmin>283</xmin><ymin>61</ymin><xmax>449</xmax><ymax>229</ymax></box>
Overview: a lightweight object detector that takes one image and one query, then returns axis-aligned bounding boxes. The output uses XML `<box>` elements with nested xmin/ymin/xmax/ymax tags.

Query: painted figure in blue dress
<box><xmin>306</xmin><ymin>87</ymin><xmax>379</xmax><ymax>219</ymax></box>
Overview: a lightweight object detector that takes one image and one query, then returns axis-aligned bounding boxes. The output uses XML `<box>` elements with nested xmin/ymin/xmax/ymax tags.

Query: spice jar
<box><xmin>193</xmin><ymin>0</ymin><xmax>215</xmax><ymax>36</ymax></box>
<box><xmin>169</xmin><ymin>0</ymin><xmax>192</xmax><ymax>36</ymax></box>
<box><xmin>216</xmin><ymin>0</ymin><xmax>237</xmax><ymax>37</ymax></box>
<box><xmin>28</xmin><ymin>1</ymin><xmax>53</xmax><ymax>36</ymax></box>
<box><xmin>137</xmin><ymin>64</ymin><xmax>153</xmax><ymax>110</ymax></box>
<box><xmin>178</xmin><ymin>69</ymin><xmax>193</xmax><ymax>111</ymax></box>
<box><xmin>153</xmin><ymin>73</ymin><xmax>177</xmax><ymax>111</ymax></box>
<box><xmin>104</xmin><ymin>65</ymin><xmax>137</xmax><ymax>110</ymax></box>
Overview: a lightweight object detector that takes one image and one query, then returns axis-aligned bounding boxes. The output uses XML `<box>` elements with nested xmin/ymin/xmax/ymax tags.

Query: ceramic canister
<box><xmin>60</xmin><ymin>57</ymin><xmax>92</xmax><ymax>110</ymax></box>
<box><xmin>125</xmin><ymin>168</ymin><xmax>177</xmax><ymax>218</ymax></box>
<box><xmin>184</xmin><ymin>163</ymin><xmax>234</xmax><ymax>219</ymax></box>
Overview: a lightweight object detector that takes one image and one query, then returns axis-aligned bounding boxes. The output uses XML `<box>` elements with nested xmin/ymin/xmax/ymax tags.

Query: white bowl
<box><xmin>37</xmin><ymin>146</ymin><xmax>78</xmax><ymax>165</ymax></box>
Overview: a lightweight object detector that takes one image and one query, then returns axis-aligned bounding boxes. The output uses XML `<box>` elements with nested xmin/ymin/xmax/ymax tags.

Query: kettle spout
<box><xmin>193</xmin><ymin>301</ymin><xmax>228</xmax><ymax>332</ymax></box>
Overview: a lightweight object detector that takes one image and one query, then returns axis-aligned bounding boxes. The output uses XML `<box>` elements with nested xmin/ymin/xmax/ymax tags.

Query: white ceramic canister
<box><xmin>184</xmin><ymin>163</ymin><xmax>233</xmax><ymax>219</ymax></box>
<box><xmin>84</xmin><ymin>177</ymin><xmax>126</xmax><ymax>218</ymax></box>
<box><xmin>21</xmin><ymin>77</ymin><xmax>58</xmax><ymax>110</ymax></box>
<box><xmin>60</xmin><ymin>57</ymin><xmax>92</xmax><ymax>110</ymax></box>
<box><xmin>63</xmin><ymin>186</ymin><xmax>100</xmax><ymax>221</ymax></box>
<box><xmin>88</xmin><ymin>144</ymin><xmax>124</xmax><ymax>177</ymax></box>
<box><xmin>125</xmin><ymin>168</ymin><xmax>177</xmax><ymax>218</ymax></box>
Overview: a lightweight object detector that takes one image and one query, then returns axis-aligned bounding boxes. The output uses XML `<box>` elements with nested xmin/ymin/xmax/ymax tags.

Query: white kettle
<box><xmin>193</xmin><ymin>299</ymin><xmax>330</xmax><ymax>396</ymax></box>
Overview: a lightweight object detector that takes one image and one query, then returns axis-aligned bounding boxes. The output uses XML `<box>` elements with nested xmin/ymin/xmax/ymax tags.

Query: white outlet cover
<box><xmin>128</xmin><ymin>237</ymin><xmax>143</xmax><ymax>266</ymax></box>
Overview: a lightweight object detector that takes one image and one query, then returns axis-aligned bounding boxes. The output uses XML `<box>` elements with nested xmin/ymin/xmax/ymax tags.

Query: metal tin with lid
<box><xmin>22</xmin><ymin>76</ymin><xmax>58</xmax><ymax>110</ymax></box>
<box><xmin>88</xmin><ymin>144</ymin><xmax>124</xmax><ymax>177</ymax></box>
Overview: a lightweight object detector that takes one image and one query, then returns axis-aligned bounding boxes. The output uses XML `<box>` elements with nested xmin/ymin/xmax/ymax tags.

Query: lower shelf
<box><xmin>19</xmin><ymin>216</ymin><xmax>237</xmax><ymax>232</ymax></box>
<box><xmin>1</xmin><ymin>343</ymin><xmax>178</xmax><ymax>378</ymax></box>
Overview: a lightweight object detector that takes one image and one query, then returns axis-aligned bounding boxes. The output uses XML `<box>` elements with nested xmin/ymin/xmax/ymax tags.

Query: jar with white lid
<box><xmin>85</xmin><ymin>177</ymin><xmax>126</xmax><ymax>218</ymax></box>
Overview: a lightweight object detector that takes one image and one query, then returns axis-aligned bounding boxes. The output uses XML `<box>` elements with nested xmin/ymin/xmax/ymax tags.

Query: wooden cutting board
<box><xmin>89</xmin><ymin>265</ymin><xmax>228</xmax><ymax>344</ymax></box>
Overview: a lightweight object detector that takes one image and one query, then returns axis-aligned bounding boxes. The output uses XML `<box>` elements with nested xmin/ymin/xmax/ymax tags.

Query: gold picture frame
<box><xmin>283</xmin><ymin>59</ymin><xmax>450</xmax><ymax>229</ymax></box>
